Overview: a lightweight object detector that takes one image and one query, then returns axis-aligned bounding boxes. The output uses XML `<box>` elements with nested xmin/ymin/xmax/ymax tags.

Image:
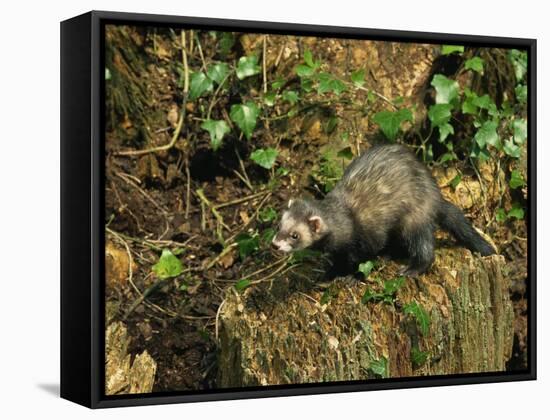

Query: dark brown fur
<box><xmin>272</xmin><ymin>144</ymin><xmax>495</xmax><ymax>275</ymax></box>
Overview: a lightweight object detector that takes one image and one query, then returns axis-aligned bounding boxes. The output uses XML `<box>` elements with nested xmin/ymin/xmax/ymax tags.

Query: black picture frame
<box><xmin>61</xmin><ymin>10</ymin><xmax>537</xmax><ymax>409</ymax></box>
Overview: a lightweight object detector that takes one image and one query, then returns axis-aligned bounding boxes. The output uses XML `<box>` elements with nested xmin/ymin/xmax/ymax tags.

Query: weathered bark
<box><xmin>218</xmin><ymin>249</ymin><xmax>513</xmax><ymax>387</ymax></box>
<box><xmin>105</xmin><ymin>321</ymin><xmax>157</xmax><ymax>395</ymax></box>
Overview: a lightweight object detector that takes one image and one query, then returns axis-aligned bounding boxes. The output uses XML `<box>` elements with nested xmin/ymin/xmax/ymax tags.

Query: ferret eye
<box><xmin>290</xmin><ymin>232</ymin><xmax>300</xmax><ymax>240</ymax></box>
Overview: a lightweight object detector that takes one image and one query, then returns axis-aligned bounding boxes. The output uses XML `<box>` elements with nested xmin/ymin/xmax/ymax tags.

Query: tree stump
<box><xmin>218</xmin><ymin>249</ymin><xmax>513</xmax><ymax>387</ymax></box>
<box><xmin>105</xmin><ymin>321</ymin><xmax>157</xmax><ymax>395</ymax></box>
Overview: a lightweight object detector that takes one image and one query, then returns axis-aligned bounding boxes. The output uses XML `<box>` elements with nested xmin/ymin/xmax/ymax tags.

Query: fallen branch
<box><xmin>196</xmin><ymin>188</ymin><xmax>230</xmax><ymax>232</ymax></box>
<box><xmin>262</xmin><ymin>35</ymin><xmax>268</xmax><ymax>94</ymax></box>
<box><xmin>214</xmin><ymin>190</ymin><xmax>270</xmax><ymax>210</ymax></box>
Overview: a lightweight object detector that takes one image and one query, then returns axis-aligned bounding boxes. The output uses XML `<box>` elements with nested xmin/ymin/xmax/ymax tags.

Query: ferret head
<box><xmin>271</xmin><ymin>198</ymin><xmax>328</xmax><ymax>253</ymax></box>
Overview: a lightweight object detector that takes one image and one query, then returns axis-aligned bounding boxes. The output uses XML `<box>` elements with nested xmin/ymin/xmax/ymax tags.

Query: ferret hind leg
<box><xmin>401</xmin><ymin>224</ymin><xmax>435</xmax><ymax>276</ymax></box>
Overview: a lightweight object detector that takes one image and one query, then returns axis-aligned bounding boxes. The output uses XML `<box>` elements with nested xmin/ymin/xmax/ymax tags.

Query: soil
<box><xmin>104</xmin><ymin>26</ymin><xmax>529</xmax><ymax>392</ymax></box>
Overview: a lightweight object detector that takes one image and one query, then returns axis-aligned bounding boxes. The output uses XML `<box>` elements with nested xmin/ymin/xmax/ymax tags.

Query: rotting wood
<box><xmin>105</xmin><ymin>321</ymin><xmax>157</xmax><ymax>395</ymax></box>
<box><xmin>218</xmin><ymin>249</ymin><xmax>513</xmax><ymax>387</ymax></box>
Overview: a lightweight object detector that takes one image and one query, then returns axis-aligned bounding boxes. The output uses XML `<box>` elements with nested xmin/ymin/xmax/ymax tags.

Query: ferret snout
<box><xmin>271</xmin><ymin>236</ymin><xmax>292</xmax><ymax>253</ymax></box>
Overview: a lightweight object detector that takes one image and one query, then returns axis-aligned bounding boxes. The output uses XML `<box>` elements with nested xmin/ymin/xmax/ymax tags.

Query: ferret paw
<box><xmin>399</xmin><ymin>265</ymin><xmax>423</xmax><ymax>277</ymax></box>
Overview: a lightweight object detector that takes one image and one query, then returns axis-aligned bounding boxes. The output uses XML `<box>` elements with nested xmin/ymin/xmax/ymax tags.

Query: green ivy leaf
<box><xmin>462</xmin><ymin>94</ymin><xmax>478</xmax><ymax>115</ymax></box>
<box><xmin>358</xmin><ymin>261</ymin><xmax>375</xmax><ymax>278</ymax></box>
<box><xmin>201</xmin><ymin>119</ymin><xmax>230</xmax><ymax>151</ymax></box>
<box><xmin>332</xmin><ymin>79</ymin><xmax>347</xmax><ymax>95</ymax></box>
<box><xmin>172</xmin><ymin>247</ymin><xmax>185</xmax><ymax>256</ymax></box>
<box><xmin>450</xmin><ymin>174</ymin><xmax>462</xmax><ymax>189</ymax></box>
<box><xmin>474</xmin><ymin>121</ymin><xmax>499</xmax><ymax>148</ymax></box>
<box><xmin>513</xmin><ymin>119</ymin><xmax>527</xmax><ymax>144</ymax></box>
<box><xmin>189</xmin><ymin>72</ymin><xmax>214</xmax><ymax>100</ymax></box>
<box><xmin>503</xmin><ymin>139</ymin><xmax>521</xmax><ymax>158</ymax></box>
<box><xmin>230</xmin><ymin>101</ymin><xmax>260</xmax><ymax>140</ymax></box>
<box><xmin>341</xmin><ymin>132</ymin><xmax>350</xmax><ymax>142</ymax></box>
<box><xmin>295</xmin><ymin>64</ymin><xmax>315</xmax><ymax>78</ymax></box>
<box><xmin>152</xmin><ymin>249</ymin><xmax>184</xmax><ymax>279</ymax></box>
<box><xmin>320</xmin><ymin>290</ymin><xmax>330</xmax><ymax>305</ymax></box>
<box><xmin>501</xmin><ymin>101</ymin><xmax>514</xmax><ymax>118</ymax></box>
<box><xmin>428</xmin><ymin>103</ymin><xmax>453</xmax><ymax>126</ymax></box>
<box><xmin>219</xmin><ymin>32</ymin><xmax>235</xmax><ymax>55</ymax></box>
<box><xmin>383</xmin><ymin>276</ymin><xmax>405</xmax><ymax>296</ymax></box>
<box><xmin>496</xmin><ymin>208</ymin><xmax>507</xmax><ymax>222</ymax></box>
<box><xmin>337</xmin><ymin>146</ymin><xmax>354</xmax><ymax>160</ymax></box>
<box><xmin>276</xmin><ymin>167</ymin><xmax>290</xmax><ymax>177</ymax></box>
<box><xmin>236</xmin><ymin>55</ymin><xmax>261</xmax><ymax>80</ymax></box>
<box><xmin>317</xmin><ymin>73</ymin><xmax>347</xmax><ymax>95</ymax></box>
<box><xmin>403</xmin><ymin>301</ymin><xmax>430</xmax><ymax>336</ymax></box>
<box><xmin>373</xmin><ymin>109</ymin><xmax>413</xmax><ymax>141</ymax></box>
<box><xmin>301</xmin><ymin>78</ymin><xmax>314</xmax><ymax>92</ymax></box>
<box><xmin>325</xmin><ymin>116</ymin><xmax>339</xmax><ymax>134</ymax></box>
<box><xmin>464</xmin><ymin>56</ymin><xmax>484</xmax><ymax>74</ymax></box>
<box><xmin>369</xmin><ymin>357</ymin><xmax>388</xmax><ymax>378</ymax></box>
<box><xmin>411</xmin><ymin>346</ymin><xmax>429</xmax><ymax>368</ymax></box>
<box><xmin>438</xmin><ymin>152</ymin><xmax>456</xmax><ymax>165</ymax></box>
<box><xmin>259</xmin><ymin>207</ymin><xmax>277</xmax><ymax>223</ymax></box>
<box><xmin>438</xmin><ymin>122</ymin><xmax>455</xmax><ymax>143</ymax></box>
<box><xmin>264</xmin><ymin>92</ymin><xmax>277</xmax><ymax>106</ymax></box>
<box><xmin>351</xmin><ymin>68</ymin><xmax>366</xmax><ymax>87</ymax></box>
<box><xmin>260</xmin><ymin>228</ymin><xmax>276</xmax><ymax>245</ymax></box>
<box><xmin>235</xmin><ymin>233</ymin><xmax>259</xmax><ymax>259</ymax></box>
<box><xmin>331</xmin><ymin>79</ymin><xmax>347</xmax><ymax>95</ymax></box>
<box><xmin>471</xmin><ymin>144</ymin><xmax>491</xmax><ymax>162</ymax></box>
<box><xmin>441</xmin><ymin>45</ymin><xmax>464</xmax><ymax>55</ymax></box>
<box><xmin>250</xmin><ymin>148</ymin><xmax>278</xmax><ymax>169</ymax></box>
<box><xmin>508</xmin><ymin>49</ymin><xmax>528</xmax><ymax>81</ymax></box>
<box><xmin>304</xmin><ymin>49</ymin><xmax>318</xmax><ymax>68</ymax></box>
<box><xmin>508</xmin><ymin>204</ymin><xmax>525</xmax><ymax>220</ymax></box>
<box><xmin>320</xmin><ymin>285</ymin><xmax>341</xmax><ymax>306</ymax></box>
<box><xmin>271</xmin><ymin>77</ymin><xmax>286</xmax><ymax>90</ymax></box>
<box><xmin>463</xmin><ymin>92</ymin><xmax>496</xmax><ymax>116</ymax></box>
<box><xmin>105</xmin><ymin>67</ymin><xmax>112</xmax><ymax>80</ymax></box>
<box><xmin>361</xmin><ymin>288</ymin><xmax>379</xmax><ymax>304</ymax></box>
<box><xmin>207</xmin><ymin>62</ymin><xmax>230</xmax><ymax>85</ymax></box>
<box><xmin>431</xmin><ymin>74</ymin><xmax>459</xmax><ymax>105</ymax></box>
<box><xmin>473</xmin><ymin>94</ymin><xmax>494</xmax><ymax>110</ymax></box>
<box><xmin>515</xmin><ymin>84</ymin><xmax>527</xmax><ymax>103</ymax></box>
<box><xmin>509</xmin><ymin>170</ymin><xmax>525</xmax><ymax>189</ymax></box>
<box><xmin>282</xmin><ymin>90</ymin><xmax>299</xmax><ymax>105</ymax></box>
<box><xmin>234</xmin><ymin>278</ymin><xmax>251</xmax><ymax>293</ymax></box>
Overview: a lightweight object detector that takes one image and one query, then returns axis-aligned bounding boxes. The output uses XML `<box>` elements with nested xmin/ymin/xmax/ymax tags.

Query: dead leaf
<box><xmin>167</xmin><ymin>105</ymin><xmax>179</xmax><ymax>127</ymax></box>
<box><xmin>105</xmin><ymin>241</ymin><xmax>136</xmax><ymax>290</ymax></box>
<box><xmin>219</xmin><ymin>250</ymin><xmax>236</xmax><ymax>269</ymax></box>
<box><xmin>239</xmin><ymin>211</ymin><xmax>250</xmax><ymax>224</ymax></box>
<box><xmin>327</xmin><ymin>336</ymin><xmax>339</xmax><ymax>350</ymax></box>
<box><xmin>137</xmin><ymin>154</ymin><xmax>164</xmax><ymax>182</ymax></box>
<box><xmin>121</xmin><ymin>115</ymin><xmax>133</xmax><ymax>130</ymax></box>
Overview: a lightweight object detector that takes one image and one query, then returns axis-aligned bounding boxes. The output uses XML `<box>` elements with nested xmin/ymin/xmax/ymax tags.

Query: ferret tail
<box><xmin>437</xmin><ymin>200</ymin><xmax>496</xmax><ymax>256</ymax></box>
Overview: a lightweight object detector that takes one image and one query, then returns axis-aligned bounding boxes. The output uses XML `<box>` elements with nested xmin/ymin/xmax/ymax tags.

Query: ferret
<box><xmin>272</xmin><ymin>144</ymin><xmax>495</xmax><ymax>276</ymax></box>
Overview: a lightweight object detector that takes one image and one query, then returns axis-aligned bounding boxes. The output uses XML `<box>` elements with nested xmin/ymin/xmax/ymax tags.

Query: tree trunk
<box><xmin>218</xmin><ymin>249</ymin><xmax>513</xmax><ymax>387</ymax></box>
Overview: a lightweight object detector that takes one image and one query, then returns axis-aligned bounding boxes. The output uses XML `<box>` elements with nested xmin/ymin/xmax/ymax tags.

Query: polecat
<box><xmin>272</xmin><ymin>144</ymin><xmax>495</xmax><ymax>276</ymax></box>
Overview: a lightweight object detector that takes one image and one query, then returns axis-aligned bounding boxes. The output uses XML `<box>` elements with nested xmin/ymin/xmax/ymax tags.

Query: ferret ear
<box><xmin>287</xmin><ymin>199</ymin><xmax>294</xmax><ymax>208</ymax></box>
<box><xmin>308</xmin><ymin>216</ymin><xmax>324</xmax><ymax>234</ymax></box>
